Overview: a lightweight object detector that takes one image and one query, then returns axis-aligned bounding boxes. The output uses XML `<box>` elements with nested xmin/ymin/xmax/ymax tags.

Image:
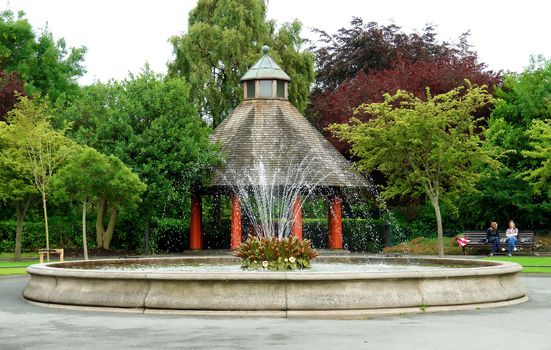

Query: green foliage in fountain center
<box><xmin>234</xmin><ymin>236</ymin><xmax>318</xmax><ymax>271</ymax></box>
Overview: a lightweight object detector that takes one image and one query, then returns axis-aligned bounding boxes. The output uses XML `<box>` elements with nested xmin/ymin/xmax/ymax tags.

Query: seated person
<box><xmin>486</xmin><ymin>222</ymin><xmax>502</xmax><ymax>256</ymax></box>
<box><xmin>505</xmin><ymin>220</ymin><xmax>519</xmax><ymax>256</ymax></box>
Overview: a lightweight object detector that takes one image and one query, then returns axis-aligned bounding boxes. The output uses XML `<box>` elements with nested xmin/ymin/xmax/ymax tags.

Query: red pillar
<box><xmin>190</xmin><ymin>193</ymin><xmax>203</xmax><ymax>250</ymax></box>
<box><xmin>291</xmin><ymin>196</ymin><xmax>303</xmax><ymax>240</ymax></box>
<box><xmin>328</xmin><ymin>196</ymin><xmax>343</xmax><ymax>249</ymax></box>
<box><xmin>231</xmin><ymin>195</ymin><xmax>242</xmax><ymax>249</ymax></box>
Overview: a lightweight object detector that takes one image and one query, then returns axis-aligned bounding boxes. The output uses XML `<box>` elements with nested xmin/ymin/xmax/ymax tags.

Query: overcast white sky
<box><xmin>3</xmin><ymin>0</ymin><xmax>550</xmax><ymax>85</ymax></box>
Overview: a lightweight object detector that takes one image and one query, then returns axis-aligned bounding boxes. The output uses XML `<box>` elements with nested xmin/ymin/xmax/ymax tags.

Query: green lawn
<box><xmin>0</xmin><ymin>268</ymin><xmax>28</xmax><ymax>275</ymax></box>
<box><xmin>483</xmin><ymin>256</ymin><xmax>551</xmax><ymax>273</ymax></box>
<box><xmin>0</xmin><ymin>260</ymin><xmax>37</xmax><ymax>276</ymax></box>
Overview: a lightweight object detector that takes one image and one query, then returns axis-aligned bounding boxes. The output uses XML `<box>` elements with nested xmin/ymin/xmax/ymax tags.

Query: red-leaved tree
<box><xmin>309</xmin><ymin>19</ymin><xmax>501</xmax><ymax>154</ymax></box>
<box><xmin>0</xmin><ymin>70</ymin><xmax>26</xmax><ymax>122</ymax></box>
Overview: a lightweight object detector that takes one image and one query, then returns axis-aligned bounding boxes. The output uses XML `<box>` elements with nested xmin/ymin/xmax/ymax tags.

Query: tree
<box><xmin>478</xmin><ymin>57</ymin><xmax>551</xmax><ymax>229</ymax></box>
<box><xmin>0</xmin><ymin>9</ymin><xmax>86</xmax><ymax>102</ymax></box>
<box><xmin>93</xmin><ymin>155</ymin><xmax>146</xmax><ymax>249</ymax></box>
<box><xmin>311</xmin><ymin>18</ymin><xmax>453</xmax><ymax>92</ymax></box>
<box><xmin>8</xmin><ymin>96</ymin><xmax>74</xmax><ymax>261</ymax></box>
<box><xmin>0</xmin><ymin>120</ymin><xmax>37</xmax><ymax>261</ymax></box>
<box><xmin>523</xmin><ymin>119</ymin><xmax>551</xmax><ymax>196</ymax></box>
<box><xmin>329</xmin><ymin>84</ymin><xmax>498</xmax><ymax>257</ymax></box>
<box><xmin>52</xmin><ymin>146</ymin><xmax>146</xmax><ymax>255</ymax></box>
<box><xmin>168</xmin><ymin>0</ymin><xmax>314</xmax><ymax>126</ymax></box>
<box><xmin>309</xmin><ymin>18</ymin><xmax>500</xmax><ymax>153</ymax></box>
<box><xmin>0</xmin><ymin>70</ymin><xmax>25</xmax><ymax>121</ymax></box>
<box><xmin>57</xmin><ymin>69</ymin><xmax>220</xmax><ymax>249</ymax></box>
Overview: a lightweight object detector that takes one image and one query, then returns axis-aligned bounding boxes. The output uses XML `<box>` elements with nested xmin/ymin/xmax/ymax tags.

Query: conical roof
<box><xmin>240</xmin><ymin>46</ymin><xmax>291</xmax><ymax>82</ymax></box>
<box><xmin>209</xmin><ymin>99</ymin><xmax>369</xmax><ymax>188</ymax></box>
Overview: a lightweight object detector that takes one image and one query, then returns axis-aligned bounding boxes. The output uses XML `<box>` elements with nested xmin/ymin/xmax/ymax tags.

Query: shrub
<box><xmin>151</xmin><ymin>218</ymin><xmax>187</xmax><ymax>253</ymax></box>
<box><xmin>234</xmin><ymin>236</ymin><xmax>318</xmax><ymax>270</ymax></box>
<box><xmin>383</xmin><ymin>236</ymin><xmax>463</xmax><ymax>255</ymax></box>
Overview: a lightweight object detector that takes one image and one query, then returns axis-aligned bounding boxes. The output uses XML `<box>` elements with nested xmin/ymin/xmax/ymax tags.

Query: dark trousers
<box><xmin>489</xmin><ymin>237</ymin><xmax>502</xmax><ymax>253</ymax></box>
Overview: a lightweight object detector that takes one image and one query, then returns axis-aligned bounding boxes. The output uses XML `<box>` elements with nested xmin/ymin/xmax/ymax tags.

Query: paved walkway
<box><xmin>0</xmin><ymin>275</ymin><xmax>550</xmax><ymax>349</ymax></box>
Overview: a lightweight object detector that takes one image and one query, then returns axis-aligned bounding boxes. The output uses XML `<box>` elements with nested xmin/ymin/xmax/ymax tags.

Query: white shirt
<box><xmin>505</xmin><ymin>227</ymin><xmax>518</xmax><ymax>238</ymax></box>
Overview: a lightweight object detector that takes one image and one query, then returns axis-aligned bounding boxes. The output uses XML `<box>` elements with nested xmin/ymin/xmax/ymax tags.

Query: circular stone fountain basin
<box><xmin>23</xmin><ymin>255</ymin><xmax>527</xmax><ymax>318</ymax></box>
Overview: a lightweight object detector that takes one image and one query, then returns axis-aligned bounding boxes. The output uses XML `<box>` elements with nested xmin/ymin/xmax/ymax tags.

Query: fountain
<box><xmin>23</xmin><ymin>46</ymin><xmax>526</xmax><ymax>318</ymax></box>
<box><xmin>23</xmin><ymin>255</ymin><xmax>526</xmax><ymax>317</ymax></box>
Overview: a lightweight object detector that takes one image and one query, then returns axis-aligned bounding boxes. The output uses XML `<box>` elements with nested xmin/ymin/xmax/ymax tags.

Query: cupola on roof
<box><xmin>240</xmin><ymin>46</ymin><xmax>291</xmax><ymax>82</ymax></box>
<box><xmin>209</xmin><ymin>46</ymin><xmax>368</xmax><ymax>189</ymax></box>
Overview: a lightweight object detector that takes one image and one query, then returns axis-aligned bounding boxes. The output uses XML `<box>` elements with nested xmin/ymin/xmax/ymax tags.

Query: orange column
<box><xmin>189</xmin><ymin>194</ymin><xmax>203</xmax><ymax>250</ymax></box>
<box><xmin>231</xmin><ymin>195</ymin><xmax>242</xmax><ymax>249</ymax></box>
<box><xmin>291</xmin><ymin>195</ymin><xmax>303</xmax><ymax>240</ymax></box>
<box><xmin>328</xmin><ymin>196</ymin><xmax>343</xmax><ymax>249</ymax></box>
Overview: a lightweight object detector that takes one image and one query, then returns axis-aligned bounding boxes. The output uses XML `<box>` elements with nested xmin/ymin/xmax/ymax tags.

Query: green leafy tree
<box><xmin>330</xmin><ymin>84</ymin><xmax>497</xmax><ymax>257</ymax></box>
<box><xmin>52</xmin><ymin>146</ymin><xmax>146</xmax><ymax>255</ymax></box>
<box><xmin>479</xmin><ymin>57</ymin><xmax>551</xmax><ymax>228</ymax></box>
<box><xmin>0</xmin><ymin>9</ymin><xmax>86</xmax><ymax>102</ymax></box>
<box><xmin>0</xmin><ymin>120</ymin><xmax>37</xmax><ymax>260</ymax></box>
<box><xmin>57</xmin><ymin>69</ymin><xmax>220</xmax><ymax>250</ymax></box>
<box><xmin>8</xmin><ymin>96</ymin><xmax>74</xmax><ymax>260</ymax></box>
<box><xmin>93</xmin><ymin>155</ymin><xmax>146</xmax><ymax>250</ymax></box>
<box><xmin>523</xmin><ymin>119</ymin><xmax>551</xmax><ymax>196</ymax></box>
<box><xmin>489</xmin><ymin>57</ymin><xmax>551</xmax><ymax>166</ymax></box>
<box><xmin>51</xmin><ymin>146</ymin><xmax>100</xmax><ymax>259</ymax></box>
<box><xmin>168</xmin><ymin>0</ymin><xmax>314</xmax><ymax>126</ymax></box>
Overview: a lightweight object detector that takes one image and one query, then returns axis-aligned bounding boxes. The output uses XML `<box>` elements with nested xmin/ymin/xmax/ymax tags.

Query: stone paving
<box><xmin>0</xmin><ymin>275</ymin><xmax>550</xmax><ymax>349</ymax></box>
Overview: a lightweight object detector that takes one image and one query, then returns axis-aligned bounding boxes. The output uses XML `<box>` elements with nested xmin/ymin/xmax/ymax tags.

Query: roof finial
<box><xmin>262</xmin><ymin>45</ymin><xmax>270</xmax><ymax>55</ymax></box>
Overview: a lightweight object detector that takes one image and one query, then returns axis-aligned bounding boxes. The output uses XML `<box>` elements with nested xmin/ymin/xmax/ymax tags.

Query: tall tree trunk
<box><xmin>14</xmin><ymin>199</ymin><xmax>30</xmax><ymax>262</ymax></box>
<box><xmin>429</xmin><ymin>195</ymin><xmax>444</xmax><ymax>258</ymax></box>
<box><xmin>102</xmin><ymin>208</ymin><xmax>118</xmax><ymax>249</ymax></box>
<box><xmin>82</xmin><ymin>200</ymin><xmax>89</xmax><ymax>260</ymax></box>
<box><xmin>41</xmin><ymin>192</ymin><xmax>50</xmax><ymax>262</ymax></box>
<box><xmin>96</xmin><ymin>197</ymin><xmax>107</xmax><ymax>248</ymax></box>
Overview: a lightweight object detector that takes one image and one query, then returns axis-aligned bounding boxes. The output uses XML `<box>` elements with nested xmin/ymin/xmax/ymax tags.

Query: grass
<box><xmin>0</xmin><ymin>259</ymin><xmax>38</xmax><ymax>276</ymax></box>
<box><xmin>0</xmin><ymin>260</ymin><xmax>37</xmax><ymax>267</ymax></box>
<box><xmin>0</xmin><ymin>268</ymin><xmax>28</xmax><ymax>276</ymax></box>
<box><xmin>483</xmin><ymin>256</ymin><xmax>551</xmax><ymax>273</ymax></box>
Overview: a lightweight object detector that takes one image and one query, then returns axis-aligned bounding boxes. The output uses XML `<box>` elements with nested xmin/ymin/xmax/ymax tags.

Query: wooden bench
<box><xmin>38</xmin><ymin>249</ymin><xmax>64</xmax><ymax>263</ymax></box>
<box><xmin>461</xmin><ymin>232</ymin><xmax>535</xmax><ymax>255</ymax></box>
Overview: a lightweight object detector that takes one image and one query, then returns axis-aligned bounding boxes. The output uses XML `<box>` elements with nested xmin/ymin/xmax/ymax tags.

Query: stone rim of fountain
<box><xmin>23</xmin><ymin>255</ymin><xmax>527</xmax><ymax>319</ymax></box>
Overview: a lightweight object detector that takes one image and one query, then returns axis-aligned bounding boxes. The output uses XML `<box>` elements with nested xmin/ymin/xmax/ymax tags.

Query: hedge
<box><xmin>0</xmin><ymin>217</ymin><xmax>96</xmax><ymax>252</ymax></box>
<box><xmin>1</xmin><ymin>216</ymin><xmax>389</xmax><ymax>254</ymax></box>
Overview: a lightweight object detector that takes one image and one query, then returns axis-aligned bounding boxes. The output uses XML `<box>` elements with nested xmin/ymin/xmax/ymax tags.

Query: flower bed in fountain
<box><xmin>233</xmin><ymin>236</ymin><xmax>318</xmax><ymax>270</ymax></box>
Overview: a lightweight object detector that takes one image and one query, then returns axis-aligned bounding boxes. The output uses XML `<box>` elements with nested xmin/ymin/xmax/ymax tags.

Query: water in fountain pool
<box><xmin>75</xmin><ymin>262</ymin><xmax>466</xmax><ymax>273</ymax></box>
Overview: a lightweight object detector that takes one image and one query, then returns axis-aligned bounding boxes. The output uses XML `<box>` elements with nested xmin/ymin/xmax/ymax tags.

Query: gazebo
<box><xmin>189</xmin><ymin>46</ymin><xmax>368</xmax><ymax>250</ymax></box>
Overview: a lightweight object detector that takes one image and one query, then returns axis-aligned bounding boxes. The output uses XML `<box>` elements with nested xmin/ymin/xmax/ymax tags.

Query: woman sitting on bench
<box><xmin>505</xmin><ymin>220</ymin><xmax>519</xmax><ymax>257</ymax></box>
<box><xmin>486</xmin><ymin>222</ymin><xmax>503</xmax><ymax>256</ymax></box>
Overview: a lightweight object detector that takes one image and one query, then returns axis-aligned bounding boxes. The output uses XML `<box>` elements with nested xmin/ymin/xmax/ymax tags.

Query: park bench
<box><xmin>461</xmin><ymin>231</ymin><xmax>535</xmax><ymax>255</ymax></box>
<box><xmin>38</xmin><ymin>248</ymin><xmax>64</xmax><ymax>263</ymax></box>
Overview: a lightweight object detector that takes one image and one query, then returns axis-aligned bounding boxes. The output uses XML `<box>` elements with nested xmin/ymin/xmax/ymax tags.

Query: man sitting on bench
<box><xmin>486</xmin><ymin>222</ymin><xmax>503</xmax><ymax>256</ymax></box>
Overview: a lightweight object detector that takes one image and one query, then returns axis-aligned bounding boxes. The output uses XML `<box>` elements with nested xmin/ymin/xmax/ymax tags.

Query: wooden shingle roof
<box><xmin>209</xmin><ymin>99</ymin><xmax>369</xmax><ymax>188</ymax></box>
